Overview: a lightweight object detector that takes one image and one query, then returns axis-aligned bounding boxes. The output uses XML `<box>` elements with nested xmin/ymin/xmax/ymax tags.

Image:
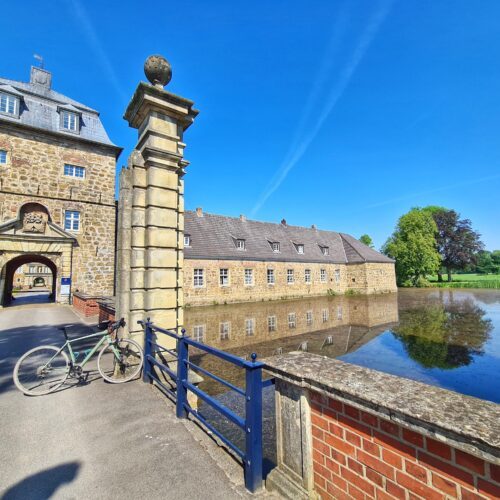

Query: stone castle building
<box><xmin>13</xmin><ymin>263</ymin><xmax>53</xmax><ymax>291</ymax></box>
<box><xmin>0</xmin><ymin>66</ymin><xmax>121</xmax><ymax>306</ymax></box>
<box><xmin>183</xmin><ymin>209</ymin><xmax>396</xmax><ymax>307</ymax></box>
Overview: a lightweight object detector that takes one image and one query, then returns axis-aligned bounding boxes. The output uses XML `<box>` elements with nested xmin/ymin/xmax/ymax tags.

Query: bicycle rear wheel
<box><xmin>13</xmin><ymin>346</ymin><xmax>70</xmax><ymax>396</ymax></box>
<box><xmin>97</xmin><ymin>339</ymin><xmax>143</xmax><ymax>383</ymax></box>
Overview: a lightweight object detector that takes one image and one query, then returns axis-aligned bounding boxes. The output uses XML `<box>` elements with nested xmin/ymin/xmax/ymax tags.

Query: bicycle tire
<box><xmin>97</xmin><ymin>338</ymin><xmax>143</xmax><ymax>383</ymax></box>
<box><xmin>13</xmin><ymin>345</ymin><xmax>70</xmax><ymax>396</ymax></box>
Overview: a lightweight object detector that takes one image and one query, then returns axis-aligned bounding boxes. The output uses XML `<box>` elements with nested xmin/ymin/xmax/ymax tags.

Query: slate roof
<box><xmin>0</xmin><ymin>70</ymin><xmax>120</xmax><ymax>151</ymax></box>
<box><xmin>184</xmin><ymin>211</ymin><xmax>394</xmax><ymax>264</ymax></box>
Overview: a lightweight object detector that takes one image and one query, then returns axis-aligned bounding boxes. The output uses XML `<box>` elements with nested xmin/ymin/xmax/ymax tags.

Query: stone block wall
<box><xmin>184</xmin><ymin>259</ymin><xmax>396</xmax><ymax>306</ymax></box>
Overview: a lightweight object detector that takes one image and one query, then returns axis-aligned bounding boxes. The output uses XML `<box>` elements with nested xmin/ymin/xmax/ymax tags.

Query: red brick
<box><xmin>396</xmin><ymin>471</ymin><xmax>445</xmax><ymax>500</ymax></box>
<box><xmin>348</xmin><ymin>457</ymin><xmax>364</xmax><ymax>475</ymax></box>
<box><xmin>337</xmin><ymin>413</ymin><xmax>372</xmax><ymax>438</ymax></box>
<box><xmin>314</xmin><ymin>472</ymin><xmax>326</xmax><ymax>489</ymax></box>
<box><xmin>402</xmin><ymin>428</ymin><xmax>424</xmax><ymax>448</ymax></box>
<box><xmin>313</xmin><ymin>449</ymin><xmax>325</xmax><ymax>465</ymax></box>
<box><xmin>432</xmin><ymin>473</ymin><xmax>457</xmax><ymax>496</ymax></box>
<box><xmin>330</xmin><ymin>472</ymin><xmax>348</xmax><ymax>492</ymax></box>
<box><xmin>328</xmin><ymin>398</ymin><xmax>343</xmax><ymax>413</ymax></box>
<box><xmin>461</xmin><ymin>487</ymin><xmax>486</xmax><ymax>500</ymax></box>
<box><xmin>313</xmin><ymin>437</ymin><xmax>331</xmax><ymax>457</ymax></box>
<box><xmin>344</xmin><ymin>404</ymin><xmax>360</xmax><ymax>420</ymax></box>
<box><xmin>418</xmin><ymin>451</ymin><xmax>474</xmax><ymax>488</ymax></box>
<box><xmin>316</xmin><ymin>485</ymin><xmax>334</xmax><ymax>500</ymax></box>
<box><xmin>405</xmin><ymin>460</ymin><xmax>427</xmax><ymax>482</ymax></box>
<box><xmin>373</xmin><ymin>430</ymin><xmax>417</xmax><ymax>461</ymax></box>
<box><xmin>366</xmin><ymin>468</ymin><xmax>384</xmax><ymax>487</ymax></box>
<box><xmin>312</xmin><ymin>425</ymin><xmax>324</xmax><ymax>440</ymax></box>
<box><xmin>340</xmin><ymin>466</ymin><xmax>375</xmax><ymax>496</ymax></box>
<box><xmin>361</xmin><ymin>411</ymin><xmax>379</xmax><ymax>428</ymax></box>
<box><xmin>363</xmin><ymin>438</ymin><xmax>381</xmax><ymax>458</ymax></box>
<box><xmin>386</xmin><ymin>480</ymin><xmax>405</xmax><ymax>498</ymax></box>
<box><xmin>329</xmin><ymin>421</ymin><xmax>344</xmax><ymax>438</ymax></box>
<box><xmin>313</xmin><ymin>460</ymin><xmax>332</xmax><ymax>482</ymax></box>
<box><xmin>323</xmin><ymin>406</ymin><xmax>336</xmax><ymax>420</ymax></box>
<box><xmin>331</xmin><ymin>448</ymin><xmax>347</xmax><ymax>465</ymax></box>
<box><xmin>478</xmin><ymin>478</ymin><xmax>500</xmax><ymax>498</ymax></box>
<box><xmin>345</xmin><ymin>430</ymin><xmax>362</xmax><ymax>448</ymax></box>
<box><xmin>325</xmin><ymin>456</ymin><xmax>340</xmax><ymax>476</ymax></box>
<box><xmin>455</xmin><ymin>450</ymin><xmax>485</xmax><ymax>475</ymax></box>
<box><xmin>347</xmin><ymin>483</ymin><xmax>365</xmax><ymax>500</ymax></box>
<box><xmin>326</xmin><ymin>482</ymin><xmax>350</xmax><ymax>500</ymax></box>
<box><xmin>324</xmin><ymin>434</ymin><xmax>356</xmax><ymax>457</ymax></box>
<box><xmin>311</xmin><ymin>391</ymin><xmax>326</xmax><ymax>405</ymax></box>
<box><xmin>357</xmin><ymin>449</ymin><xmax>395</xmax><ymax>480</ymax></box>
<box><xmin>380</xmin><ymin>419</ymin><xmax>400</xmax><ymax>437</ymax></box>
<box><xmin>383</xmin><ymin>449</ymin><xmax>403</xmax><ymax>470</ymax></box>
<box><xmin>376</xmin><ymin>488</ymin><xmax>394</xmax><ymax>500</ymax></box>
<box><xmin>491</xmin><ymin>463</ymin><xmax>500</xmax><ymax>484</ymax></box>
<box><xmin>426</xmin><ymin>438</ymin><xmax>452</xmax><ymax>460</ymax></box>
<box><xmin>312</xmin><ymin>413</ymin><xmax>329</xmax><ymax>431</ymax></box>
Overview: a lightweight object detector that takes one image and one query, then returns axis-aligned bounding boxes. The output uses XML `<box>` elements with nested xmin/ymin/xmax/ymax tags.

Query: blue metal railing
<box><xmin>139</xmin><ymin>319</ymin><xmax>267</xmax><ymax>493</ymax></box>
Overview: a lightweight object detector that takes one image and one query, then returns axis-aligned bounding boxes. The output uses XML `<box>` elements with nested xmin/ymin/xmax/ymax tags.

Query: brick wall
<box><xmin>73</xmin><ymin>293</ymin><xmax>100</xmax><ymax>317</ymax></box>
<box><xmin>310</xmin><ymin>391</ymin><xmax>500</xmax><ymax>500</ymax></box>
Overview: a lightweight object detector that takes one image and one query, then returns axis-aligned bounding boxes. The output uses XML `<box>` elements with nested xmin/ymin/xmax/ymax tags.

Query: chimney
<box><xmin>281</xmin><ymin>219</ymin><xmax>287</xmax><ymax>226</ymax></box>
<box><xmin>196</xmin><ymin>207</ymin><xmax>203</xmax><ymax>217</ymax></box>
<box><xmin>240</xmin><ymin>214</ymin><xmax>246</xmax><ymax>221</ymax></box>
<box><xmin>30</xmin><ymin>66</ymin><xmax>52</xmax><ymax>90</ymax></box>
<box><xmin>311</xmin><ymin>224</ymin><xmax>317</xmax><ymax>230</ymax></box>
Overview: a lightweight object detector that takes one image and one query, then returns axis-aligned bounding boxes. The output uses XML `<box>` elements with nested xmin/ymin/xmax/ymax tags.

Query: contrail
<box><xmin>251</xmin><ymin>0</ymin><xmax>394</xmax><ymax>216</ymax></box>
<box><xmin>68</xmin><ymin>0</ymin><xmax>128</xmax><ymax>103</ymax></box>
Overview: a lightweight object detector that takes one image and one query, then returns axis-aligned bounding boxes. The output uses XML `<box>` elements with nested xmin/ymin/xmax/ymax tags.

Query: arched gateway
<box><xmin>0</xmin><ymin>203</ymin><xmax>76</xmax><ymax>306</ymax></box>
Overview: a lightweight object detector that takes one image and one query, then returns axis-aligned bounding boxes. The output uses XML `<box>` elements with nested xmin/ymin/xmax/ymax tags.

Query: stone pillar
<box><xmin>122</xmin><ymin>55</ymin><xmax>198</xmax><ymax>344</ymax></box>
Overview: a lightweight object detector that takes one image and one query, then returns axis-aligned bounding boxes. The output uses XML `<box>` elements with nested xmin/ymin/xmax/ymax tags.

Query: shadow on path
<box><xmin>1</xmin><ymin>462</ymin><xmax>80</xmax><ymax>500</ymax></box>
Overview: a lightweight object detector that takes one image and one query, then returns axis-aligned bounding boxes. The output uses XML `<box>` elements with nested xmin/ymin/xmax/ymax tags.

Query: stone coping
<box><xmin>264</xmin><ymin>352</ymin><xmax>500</xmax><ymax>463</ymax></box>
<box><xmin>72</xmin><ymin>291</ymin><xmax>105</xmax><ymax>300</ymax></box>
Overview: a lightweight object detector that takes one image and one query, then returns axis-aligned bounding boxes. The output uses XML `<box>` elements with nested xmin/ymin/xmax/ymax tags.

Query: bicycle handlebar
<box><xmin>108</xmin><ymin>317</ymin><xmax>126</xmax><ymax>333</ymax></box>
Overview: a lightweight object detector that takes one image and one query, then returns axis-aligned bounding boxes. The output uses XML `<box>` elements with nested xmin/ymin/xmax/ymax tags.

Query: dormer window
<box><xmin>61</xmin><ymin>110</ymin><xmax>79</xmax><ymax>132</ymax></box>
<box><xmin>270</xmin><ymin>241</ymin><xmax>280</xmax><ymax>253</ymax></box>
<box><xmin>295</xmin><ymin>243</ymin><xmax>304</xmax><ymax>254</ymax></box>
<box><xmin>236</xmin><ymin>239</ymin><xmax>246</xmax><ymax>250</ymax></box>
<box><xmin>184</xmin><ymin>234</ymin><xmax>191</xmax><ymax>247</ymax></box>
<box><xmin>321</xmin><ymin>246</ymin><xmax>329</xmax><ymax>256</ymax></box>
<box><xmin>0</xmin><ymin>93</ymin><xmax>19</xmax><ymax>117</ymax></box>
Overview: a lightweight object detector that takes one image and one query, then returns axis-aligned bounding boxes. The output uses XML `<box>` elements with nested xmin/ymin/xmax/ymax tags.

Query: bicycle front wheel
<box><xmin>13</xmin><ymin>346</ymin><xmax>70</xmax><ymax>396</ymax></box>
<box><xmin>97</xmin><ymin>339</ymin><xmax>143</xmax><ymax>383</ymax></box>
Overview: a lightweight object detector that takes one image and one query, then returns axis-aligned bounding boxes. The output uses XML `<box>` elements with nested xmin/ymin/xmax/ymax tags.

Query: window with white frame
<box><xmin>271</xmin><ymin>241</ymin><xmax>280</xmax><ymax>252</ymax></box>
<box><xmin>220</xmin><ymin>268</ymin><xmax>229</xmax><ymax>286</ymax></box>
<box><xmin>61</xmin><ymin>110</ymin><xmax>78</xmax><ymax>131</ymax></box>
<box><xmin>296</xmin><ymin>243</ymin><xmax>304</xmax><ymax>254</ymax></box>
<box><xmin>0</xmin><ymin>150</ymin><xmax>7</xmax><ymax>164</ymax></box>
<box><xmin>193</xmin><ymin>268</ymin><xmax>204</xmax><ymax>287</ymax></box>
<box><xmin>267</xmin><ymin>268</ymin><xmax>275</xmax><ymax>285</ymax></box>
<box><xmin>64</xmin><ymin>164</ymin><xmax>85</xmax><ymax>178</ymax></box>
<box><xmin>0</xmin><ymin>93</ymin><xmax>19</xmax><ymax>116</ymax></box>
<box><xmin>268</xmin><ymin>315</ymin><xmax>277</xmax><ymax>332</ymax></box>
<box><xmin>193</xmin><ymin>325</ymin><xmax>205</xmax><ymax>342</ymax></box>
<box><xmin>236</xmin><ymin>239</ymin><xmax>246</xmax><ymax>250</ymax></box>
<box><xmin>322</xmin><ymin>308</ymin><xmax>329</xmax><ymax>323</ymax></box>
<box><xmin>184</xmin><ymin>234</ymin><xmax>191</xmax><ymax>247</ymax></box>
<box><xmin>245</xmin><ymin>318</ymin><xmax>255</xmax><ymax>336</ymax></box>
<box><xmin>288</xmin><ymin>312</ymin><xmax>296</xmax><ymax>329</ymax></box>
<box><xmin>334</xmin><ymin>269</ymin><xmax>341</xmax><ymax>284</ymax></box>
<box><xmin>287</xmin><ymin>269</ymin><xmax>294</xmax><ymax>284</ymax></box>
<box><xmin>219</xmin><ymin>322</ymin><xmax>231</xmax><ymax>340</ymax></box>
<box><xmin>29</xmin><ymin>265</ymin><xmax>36</xmax><ymax>273</ymax></box>
<box><xmin>337</xmin><ymin>306</ymin><xmax>343</xmax><ymax>320</ymax></box>
<box><xmin>305</xmin><ymin>269</ymin><xmax>311</xmax><ymax>283</ymax></box>
<box><xmin>306</xmin><ymin>310</ymin><xmax>313</xmax><ymax>326</ymax></box>
<box><xmin>321</xmin><ymin>246</ymin><xmax>329</xmax><ymax>256</ymax></box>
<box><xmin>320</xmin><ymin>269</ymin><xmax>327</xmax><ymax>283</ymax></box>
<box><xmin>64</xmin><ymin>210</ymin><xmax>80</xmax><ymax>231</ymax></box>
<box><xmin>244</xmin><ymin>268</ymin><xmax>254</xmax><ymax>286</ymax></box>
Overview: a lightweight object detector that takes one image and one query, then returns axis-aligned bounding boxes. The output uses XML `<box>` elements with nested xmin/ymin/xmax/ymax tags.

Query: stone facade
<box><xmin>184</xmin><ymin>259</ymin><xmax>396</xmax><ymax>306</ymax></box>
<box><xmin>0</xmin><ymin>66</ymin><xmax>120</xmax><ymax>305</ymax></box>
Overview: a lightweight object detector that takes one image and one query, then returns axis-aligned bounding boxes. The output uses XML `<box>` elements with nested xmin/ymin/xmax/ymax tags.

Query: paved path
<box><xmin>0</xmin><ymin>304</ymin><xmax>254</xmax><ymax>499</ymax></box>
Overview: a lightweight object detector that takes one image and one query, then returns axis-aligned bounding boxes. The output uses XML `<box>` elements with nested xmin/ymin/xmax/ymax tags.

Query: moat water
<box><xmin>184</xmin><ymin>289</ymin><xmax>500</xmax><ymax>470</ymax></box>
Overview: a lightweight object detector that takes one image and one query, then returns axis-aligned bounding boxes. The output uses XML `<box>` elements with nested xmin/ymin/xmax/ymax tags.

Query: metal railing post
<box><xmin>143</xmin><ymin>318</ymin><xmax>153</xmax><ymax>383</ymax></box>
<box><xmin>244</xmin><ymin>352</ymin><xmax>263</xmax><ymax>492</ymax></box>
<box><xmin>176</xmin><ymin>328</ymin><xmax>189</xmax><ymax>419</ymax></box>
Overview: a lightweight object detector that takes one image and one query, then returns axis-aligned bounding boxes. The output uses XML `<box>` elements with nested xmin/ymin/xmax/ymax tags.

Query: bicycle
<box><xmin>13</xmin><ymin>318</ymin><xmax>144</xmax><ymax>396</ymax></box>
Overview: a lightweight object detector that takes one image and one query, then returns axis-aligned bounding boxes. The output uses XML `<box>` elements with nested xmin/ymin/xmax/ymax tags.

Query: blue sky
<box><xmin>3</xmin><ymin>0</ymin><xmax>500</xmax><ymax>250</ymax></box>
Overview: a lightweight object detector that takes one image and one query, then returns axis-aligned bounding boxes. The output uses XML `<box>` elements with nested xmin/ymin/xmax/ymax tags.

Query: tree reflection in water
<box><xmin>392</xmin><ymin>299</ymin><xmax>493</xmax><ymax>369</ymax></box>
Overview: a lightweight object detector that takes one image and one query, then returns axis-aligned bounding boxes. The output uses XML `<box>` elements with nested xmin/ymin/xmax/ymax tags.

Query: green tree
<box><xmin>476</xmin><ymin>251</ymin><xmax>493</xmax><ymax>274</ymax></box>
<box><xmin>491</xmin><ymin>250</ymin><xmax>500</xmax><ymax>274</ymax></box>
<box><xmin>382</xmin><ymin>209</ymin><xmax>440</xmax><ymax>286</ymax></box>
<box><xmin>359</xmin><ymin>234</ymin><xmax>374</xmax><ymax>248</ymax></box>
<box><xmin>423</xmin><ymin>207</ymin><xmax>484</xmax><ymax>281</ymax></box>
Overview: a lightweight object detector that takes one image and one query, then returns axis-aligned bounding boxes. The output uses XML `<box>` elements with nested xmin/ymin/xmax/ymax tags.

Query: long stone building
<box><xmin>183</xmin><ymin>208</ymin><xmax>396</xmax><ymax>306</ymax></box>
<box><xmin>0</xmin><ymin>65</ymin><xmax>121</xmax><ymax>306</ymax></box>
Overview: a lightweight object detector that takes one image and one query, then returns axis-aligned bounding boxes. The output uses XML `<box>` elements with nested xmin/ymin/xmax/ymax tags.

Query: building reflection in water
<box><xmin>185</xmin><ymin>293</ymin><xmax>399</xmax><ymax>395</ymax></box>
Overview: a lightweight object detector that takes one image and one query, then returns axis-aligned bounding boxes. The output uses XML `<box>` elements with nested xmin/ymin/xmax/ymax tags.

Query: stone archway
<box><xmin>2</xmin><ymin>254</ymin><xmax>57</xmax><ymax>306</ymax></box>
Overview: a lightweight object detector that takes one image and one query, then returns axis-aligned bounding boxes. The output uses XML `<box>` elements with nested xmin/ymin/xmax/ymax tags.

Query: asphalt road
<box><xmin>0</xmin><ymin>303</ymin><xmax>252</xmax><ymax>499</ymax></box>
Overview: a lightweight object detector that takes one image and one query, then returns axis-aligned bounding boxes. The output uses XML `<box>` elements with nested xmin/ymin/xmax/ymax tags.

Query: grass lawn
<box><xmin>427</xmin><ymin>273</ymin><xmax>500</xmax><ymax>288</ymax></box>
<box><xmin>428</xmin><ymin>273</ymin><xmax>500</xmax><ymax>282</ymax></box>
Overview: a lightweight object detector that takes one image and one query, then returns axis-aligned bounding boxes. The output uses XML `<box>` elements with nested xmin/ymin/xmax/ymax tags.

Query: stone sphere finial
<box><xmin>144</xmin><ymin>55</ymin><xmax>172</xmax><ymax>88</ymax></box>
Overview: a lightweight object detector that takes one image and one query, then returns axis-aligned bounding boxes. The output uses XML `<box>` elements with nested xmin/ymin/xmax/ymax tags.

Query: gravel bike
<box><xmin>13</xmin><ymin>318</ymin><xmax>143</xmax><ymax>396</ymax></box>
